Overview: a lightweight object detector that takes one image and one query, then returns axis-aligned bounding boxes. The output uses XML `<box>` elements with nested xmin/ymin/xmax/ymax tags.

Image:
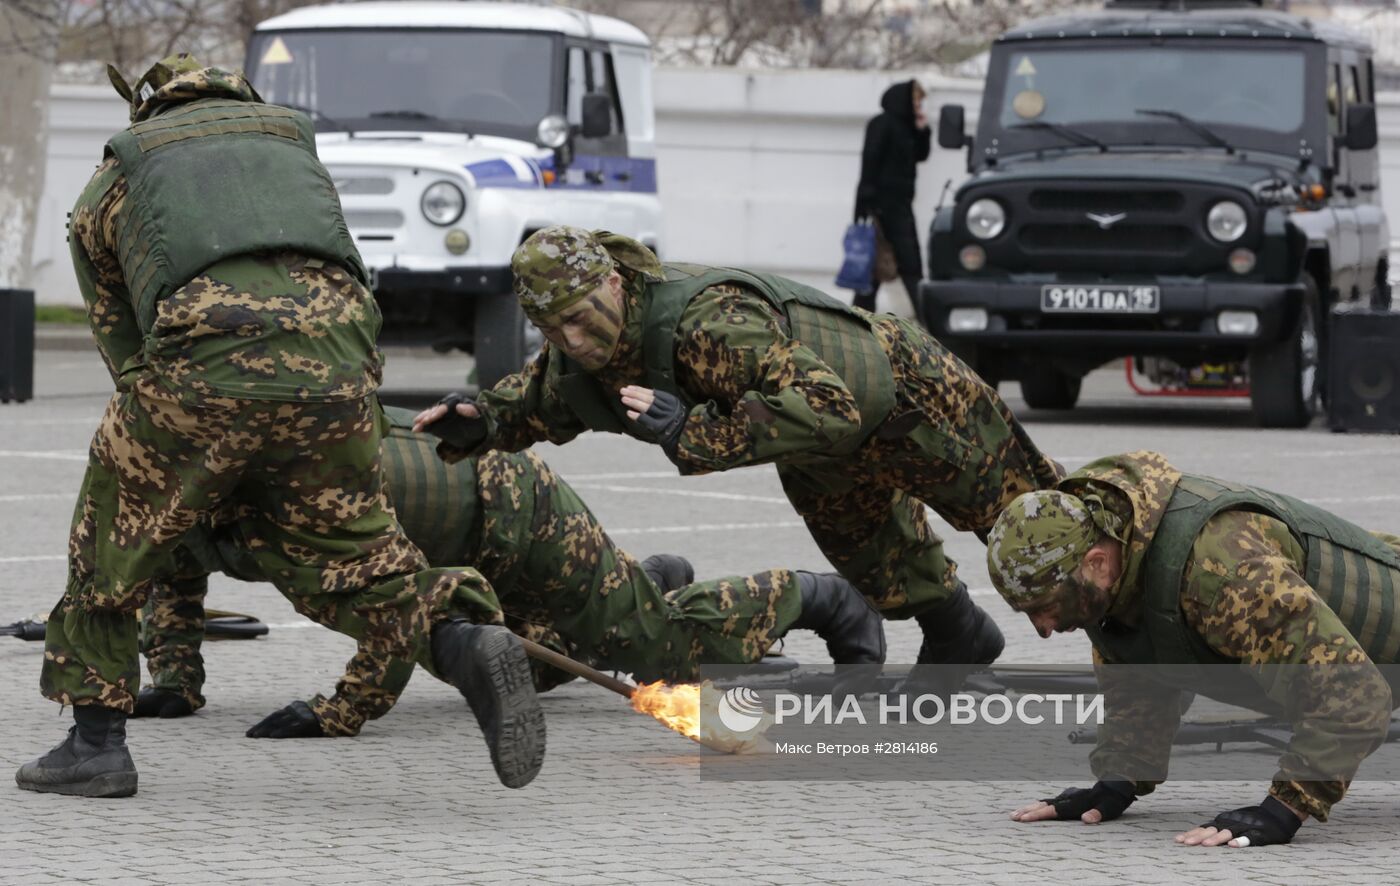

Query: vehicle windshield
<box><xmin>986</xmin><ymin>43</ymin><xmax>1310</xmax><ymax>158</ymax></box>
<box><xmin>246</xmin><ymin>29</ymin><xmax>557</xmax><ymax>140</ymax></box>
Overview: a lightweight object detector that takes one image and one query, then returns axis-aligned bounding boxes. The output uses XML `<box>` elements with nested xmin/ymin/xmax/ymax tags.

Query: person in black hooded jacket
<box><xmin>853</xmin><ymin>79</ymin><xmax>930</xmax><ymax>312</ymax></box>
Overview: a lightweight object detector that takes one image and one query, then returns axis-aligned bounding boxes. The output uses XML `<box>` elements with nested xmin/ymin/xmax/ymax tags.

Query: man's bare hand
<box><xmin>1177</xmin><ymin>797</ymin><xmax>1306</xmax><ymax>848</ymax></box>
<box><xmin>1174</xmin><ymin>825</ymin><xmax>1248</xmax><ymax>848</ymax></box>
<box><xmin>413</xmin><ymin>398</ymin><xmax>481</xmax><ymax>432</ymax></box>
<box><xmin>1010</xmin><ymin>799</ymin><xmax>1106</xmax><ymax>824</ymax></box>
<box><xmin>620</xmin><ymin>385</ymin><xmax>656</xmax><ymax>421</ymax></box>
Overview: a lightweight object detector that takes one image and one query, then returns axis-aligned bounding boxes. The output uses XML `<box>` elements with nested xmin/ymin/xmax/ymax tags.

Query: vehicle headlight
<box><xmin>1206</xmin><ymin>200</ymin><xmax>1248</xmax><ymax>242</ymax></box>
<box><xmin>966</xmin><ymin>198</ymin><xmax>1006</xmax><ymax>240</ymax></box>
<box><xmin>537</xmin><ymin>114</ymin><xmax>569</xmax><ymax>149</ymax></box>
<box><xmin>421</xmin><ymin>181</ymin><xmax>465</xmax><ymax>226</ymax></box>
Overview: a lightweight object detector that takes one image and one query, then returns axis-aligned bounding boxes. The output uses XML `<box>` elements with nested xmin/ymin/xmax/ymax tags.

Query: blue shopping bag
<box><xmin>834</xmin><ymin>221</ymin><xmax>877</xmax><ymax>291</ymax></box>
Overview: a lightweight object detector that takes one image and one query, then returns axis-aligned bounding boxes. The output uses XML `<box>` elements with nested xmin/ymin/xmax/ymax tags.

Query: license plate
<box><xmin>1040</xmin><ymin>285</ymin><xmax>1160</xmax><ymax>314</ymax></box>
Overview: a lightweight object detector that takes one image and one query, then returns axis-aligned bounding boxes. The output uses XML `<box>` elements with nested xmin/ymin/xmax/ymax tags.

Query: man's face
<box><xmin>531</xmin><ymin>272</ymin><xmax>625</xmax><ymax>371</ymax></box>
<box><xmin>1022</xmin><ymin>564</ymin><xmax>1113</xmax><ymax>639</ymax></box>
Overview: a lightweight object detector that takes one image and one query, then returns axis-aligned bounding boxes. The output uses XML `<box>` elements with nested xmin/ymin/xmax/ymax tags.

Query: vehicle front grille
<box><xmin>332</xmin><ymin>176</ymin><xmax>395</xmax><ymax>196</ymax></box>
<box><xmin>966</xmin><ymin>179</ymin><xmax>1251</xmax><ymax>275</ymax></box>
<box><xmin>1028</xmin><ymin>189</ymin><xmax>1183</xmax><ymax>213</ymax></box>
<box><xmin>1020</xmin><ymin>223</ymin><xmax>1192</xmax><ymax>254</ymax></box>
<box><xmin>343</xmin><ymin>209</ymin><xmax>405</xmax><ymax>230</ymax></box>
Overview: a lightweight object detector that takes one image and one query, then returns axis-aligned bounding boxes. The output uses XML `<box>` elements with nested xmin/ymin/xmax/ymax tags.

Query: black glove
<box><xmin>131</xmin><ymin>687</ymin><xmax>195</xmax><ymax>719</ymax></box>
<box><xmin>421</xmin><ymin>392</ymin><xmax>487</xmax><ymax>450</ymax></box>
<box><xmin>245</xmin><ymin>700</ymin><xmax>325</xmax><ymax>739</ymax></box>
<box><xmin>1201</xmin><ymin>796</ymin><xmax>1302</xmax><ymax>847</ymax></box>
<box><xmin>1044</xmin><ymin>779</ymin><xmax>1136</xmax><ymax>821</ymax></box>
<box><xmin>632</xmin><ymin>389</ymin><xmax>687</xmax><ymax>459</ymax></box>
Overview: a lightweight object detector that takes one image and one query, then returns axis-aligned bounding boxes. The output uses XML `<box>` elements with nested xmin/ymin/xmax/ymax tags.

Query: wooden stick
<box><xmin>518</xmin><ymin>636</ymin><xmax>636</xmax><ymax>699</ymax></box>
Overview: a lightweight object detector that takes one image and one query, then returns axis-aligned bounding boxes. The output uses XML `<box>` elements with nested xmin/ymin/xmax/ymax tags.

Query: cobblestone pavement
<box><xmin>2</xmin><ymin>348</ymin><xmax>1398</xmax><ymax>884</ymax></box>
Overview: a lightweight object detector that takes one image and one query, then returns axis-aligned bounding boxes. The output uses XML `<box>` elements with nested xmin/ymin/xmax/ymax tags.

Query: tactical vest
<box><xmin>106</xmin><ymin>98</ymin><xmax>367</xmax><ymax>332</ymax></box>
<box><xmin>1089</xmin><ymin>474</ymin><xmax>1400</xmax><ymax>682</ymax></box>
<box><xmin>380</xmin><ymin>406</ymin><xmax>482</xmax><ymax>566</ymax></box>
<box><xmin>555</xmin><ymin>263</ymin><xmax>896</xmax><ymax>454</ymax></box>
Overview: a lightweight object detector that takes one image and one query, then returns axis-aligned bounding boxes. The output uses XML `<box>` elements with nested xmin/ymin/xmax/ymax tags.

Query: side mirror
<box><xmin>580</xmin><ymin>93</ymin><xmax>612</xmax><ymax>139</ymax></box>
<box><xmin>1344</xmin><ymin>102</ymin><xmax>1378</xmax><ymax>151</ymax></box>
<box><xmin>938</xmin><ymin>104</ymin><xmax>968</xmax><ymax>149</ymax></box>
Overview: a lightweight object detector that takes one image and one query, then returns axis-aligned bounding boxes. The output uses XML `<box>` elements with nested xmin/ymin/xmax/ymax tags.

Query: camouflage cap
<box><xmin>109</xmin><ymin>53</ymin><xmax>204</xmax><ymax>121</ymax></box>
<box><xmin>511</xmin><ymin>226</ymin><xmax>614</xmax><ymax>317</ymax></box>
<box><xmin>986</xmin><ymin>490</ymin><xmax>1099</xmax><ymax>607</ymax></box>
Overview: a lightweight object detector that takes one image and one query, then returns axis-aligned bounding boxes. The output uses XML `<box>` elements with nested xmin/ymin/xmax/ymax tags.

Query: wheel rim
<box><xmin>1298</xmin><ymin>301</ymin><xmax>1319</xmax><ymax>408</ymax></box>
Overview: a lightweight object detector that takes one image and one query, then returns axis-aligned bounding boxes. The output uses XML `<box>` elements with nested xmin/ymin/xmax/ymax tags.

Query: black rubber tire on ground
<box><xmin>1249</xmin><ymin>272</ymin><xmax>1321</xmax><ymax>428</ymax></box>
<box><xmin>474</xmin><ymin>294</ymin><xmax>541</xmax><ymax>390</ymax></box>
<box><xmin>971</xmin><ymin>356</ymin><xmax>1002</xmax><ymax>391</ymax></box>
<box><xmin>1020</xmin><ymin>368</ymin><xmax>1082</xmax><ymax>410</ymax></box>
<box><xmin>952</xmin><ymin>347</ymin><xmax>1001</xmax><ymax>391</ymax></box>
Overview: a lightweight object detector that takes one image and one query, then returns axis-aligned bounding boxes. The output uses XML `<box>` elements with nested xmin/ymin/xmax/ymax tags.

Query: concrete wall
<box><xmin>32</xmin><ymin>86</ymin><xmax>127</xmax><ymax>306</ymax></box>
<box><xmin>29</xmin><ymin>70</ymin><xmax>1400</xmax><ymax>306</ymax></box>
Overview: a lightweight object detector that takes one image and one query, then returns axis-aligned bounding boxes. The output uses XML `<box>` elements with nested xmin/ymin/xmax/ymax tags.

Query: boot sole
<box><xmin>16</xmin><ymin>771</ymin><xmax>137</xmax><ymax>798</ymax></box>
<box><xmin>470</xmin><ymin>628</ymin><xmax>546</xmax><ymax>789</ymax></box>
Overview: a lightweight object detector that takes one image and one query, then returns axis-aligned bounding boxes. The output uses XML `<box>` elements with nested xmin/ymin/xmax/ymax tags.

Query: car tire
<box><xmin>474</xmin><ymin>293</ymin><xmax>541</xmax><ymax>390</ymax></box>
<box><xmin>1020</xmin><ymin>368</ymin><xmax>1081</xmax><ymax>410</ymax></box>
<box><xmin>1249</xmin><ymin>273</ymin><xmax>1321</xmax><ymax>428</ymax></box>
<box><xmin>954</xmin><ymin>346</ymin><xmax>1001</xmax><ymax>391</ymax></box>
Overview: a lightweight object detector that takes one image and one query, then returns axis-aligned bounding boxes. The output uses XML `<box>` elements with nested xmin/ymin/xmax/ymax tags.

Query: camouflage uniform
<box><xmin>46</xmin><ymin>60</ymin><xmax>500</xmax><ymax>717</ymax></box>
<box><xmin>987</xmin><ymin>451</ymin><xmax>1400</xmax><ymax>821</ymax></box>
<box><xmin>444</xmin><ymin>228</ymin><xmax>1063</xmax><ymax>621</ymax></box>
<box><xmin>142</xmin><ymin>409</ymin><xmax>800</xmax><ymax>735</ymax></box>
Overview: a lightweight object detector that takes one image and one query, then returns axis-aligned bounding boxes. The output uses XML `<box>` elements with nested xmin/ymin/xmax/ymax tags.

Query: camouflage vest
<box><xmin>555</xmin><ymin>263</ymin><xmax>896</xmax><ymax>454</ymax></box>
<box><xmin>1089</xmin><ymin>474</ymin><xmax>1400</xmax><ymax>683</ymax></box>
<box><xmin>106</xmin><ymin>98</ymin><xmax>367</xmax><ymax>332</ymax></box>
<box><xmin>379</xmin><ymin>406</ymin><xmax>482</xmax><ymax>567</ymax></box>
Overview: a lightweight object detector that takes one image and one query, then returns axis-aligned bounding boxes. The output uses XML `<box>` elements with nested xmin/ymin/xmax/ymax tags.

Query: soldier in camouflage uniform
<box><xmin>985</xmin><ymin>450</ymin><xmax>1400</xmax><ymax>848</ymax></box>
<box><xmin>134</xmin><ymin>406</ymin><xmax>884</xmax><ymax>737</ymax></box>
<box><xmin>416</xmin><ymin>226</ymin><xmax>1064</xmax><ymax>689</ymax></box>
<box><xmin>16</xmin><ymin>55</ymin><xmax>545</xmax><ymax>797</ymax></box>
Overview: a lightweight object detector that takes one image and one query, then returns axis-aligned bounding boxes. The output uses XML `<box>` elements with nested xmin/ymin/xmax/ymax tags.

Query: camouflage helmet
<box><xmin>986</xmin><ymin>490</ymin><xmax>1100</xmax><ymax>608</ymax></box>
<box><xmin>108</xmin><ymin>53</ymin><xmax>204</xmax><ymax>121</ymax></box>
<box><xmin>511</xmin><ymin>226</ymin><xmax>615</xmax><ymax>318</ymax></box>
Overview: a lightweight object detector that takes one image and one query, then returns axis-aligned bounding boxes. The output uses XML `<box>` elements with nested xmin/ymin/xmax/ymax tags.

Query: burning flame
<box><xmin>629</xmin><ymin>680</ymin><xmax>772</xmax><ymax>754</ymax></box>
<box><xmin>630</xmin><ymin>680</ymin><xmax>702</xmax><ymax>740</ymax></box>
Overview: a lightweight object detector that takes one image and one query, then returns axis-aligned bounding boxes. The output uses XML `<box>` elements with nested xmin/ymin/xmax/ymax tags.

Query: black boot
<box><xmin>790</xmin><ymin>571</ymin><xmax>886</xmax><ymax>665</ymax></box>
<box><xmin>431</xmin><ymin>620</ymin><xmax>546</xmax><ymax>789</ymax></box>
<box><xmin>132</xmin><ymin>687</ymin><xmax>195</xmax><ymax>719</ymax></box>
<box><xmin>15</xmin><ymin>705</ymin><xmax>138</xmax><ymax>798</ymax></box>
<box><xmin>641</xmin><ymin>554</ymin><xmax>695</xmax><ymax>592</ymax></box>
<box><xmin>909</xmin><ymin>582</ymin><xmax>1005</xmax><ymax>695</ymax></box>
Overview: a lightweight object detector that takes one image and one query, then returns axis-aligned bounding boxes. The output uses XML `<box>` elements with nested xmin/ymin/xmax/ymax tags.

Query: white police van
<box><xmin>246</xmin><ymin>1</ymin><xmax>663</xmax><ymax>385</ymax></box>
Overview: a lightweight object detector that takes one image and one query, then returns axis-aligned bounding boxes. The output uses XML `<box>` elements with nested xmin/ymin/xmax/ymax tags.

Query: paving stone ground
<box><xmin>2</xmin><ymin>347</ymin><xmax>1397</xmax><ymax>884</ymax></box>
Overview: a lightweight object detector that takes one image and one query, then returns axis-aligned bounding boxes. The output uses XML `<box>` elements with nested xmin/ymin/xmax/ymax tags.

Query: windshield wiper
<box><xmin>276</xmin><ymin>102</ymin><xmax>350</xmax><ymax>133</ymax></box>
<box><xmin>1135</xmin><ymin>109</ymin><xmax>1235</xmax><ymax>154</ymax></box>
<box><xmin>1008</xmin><ymin>121</ymin><xmax>1108</xmax><ymax>152</ymax></box>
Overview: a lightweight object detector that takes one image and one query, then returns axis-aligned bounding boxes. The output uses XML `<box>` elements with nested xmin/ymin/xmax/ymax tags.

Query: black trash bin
<box><xmin>0</xmin><ymin>289</ymin><xmax>35</xmax><ymax>403</ymax></box>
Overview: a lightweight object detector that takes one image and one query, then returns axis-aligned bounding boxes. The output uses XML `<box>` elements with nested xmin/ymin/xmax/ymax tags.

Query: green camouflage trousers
<box><xmin>471</xmin><ymin>448</ymin><xmax>799</xmax><ymax>684</ymax></box>
<box><xmin>141</xmin><ymin>416</ymin><xmax>800</xmax><ymax>734</ymax></box>
<box><xmin>778</xmin><ymin>316</ymin><xmax>1065</xmax><ymax>620</ymax></box>
<box><xmin>43</xmin><ymin>374</ymin><xmax>501</xmax><ymax>713</ymax></box>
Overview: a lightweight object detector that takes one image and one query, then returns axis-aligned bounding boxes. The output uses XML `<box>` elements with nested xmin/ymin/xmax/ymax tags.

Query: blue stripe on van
<box><xmin>463</xmin><ymin>158</ymin><xmax>540</xmax><ymax>188</ymax></box>
<box><xmin>465</xmin><ymin>154</ymin><xmax>657</xmax><ymax>194</ymax></box>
